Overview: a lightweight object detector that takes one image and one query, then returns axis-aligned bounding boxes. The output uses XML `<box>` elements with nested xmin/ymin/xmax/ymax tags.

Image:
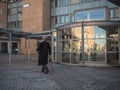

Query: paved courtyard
<box><xmin>0</xmin><ymin>55</ymin><xmax>120</xmax><ymax>90</ymax></box>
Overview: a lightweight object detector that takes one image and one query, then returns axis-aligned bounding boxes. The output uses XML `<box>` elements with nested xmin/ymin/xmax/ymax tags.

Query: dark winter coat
<box><xmin>37</xmin><ymin>41</ymin><xmax>51</xmax><ymax>65</ymax></box>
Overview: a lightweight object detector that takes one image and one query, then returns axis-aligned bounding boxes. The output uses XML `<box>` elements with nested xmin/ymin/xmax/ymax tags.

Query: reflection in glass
<box><xmin>57</xmin><ymin>24</ymin><xmax>119</xmax><ymax>64</ymax></box>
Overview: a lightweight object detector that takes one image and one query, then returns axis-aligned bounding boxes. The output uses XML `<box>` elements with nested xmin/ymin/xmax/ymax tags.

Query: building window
<box><xmin>60</xmin><ymin>15</ymin><xmax>69</xmax><ymax>24</ymax></box>
<box><xmin>70</xmin><ymin>13</ymin><xmax>75</xmax><ymax>22</ymax></box>
<box><xmin>59</xmin><ymin>0</ymin><xmax>69</xmax><ymax>6</ymax></box>
<box><xmin>51</xmin><ymin>16</ymin><xmax>58</xmax><ymax>24</ymax></box>
<box><xmin>115</xmin><ymin>9</ymin><xmax>119</xmax><ymax>18</ymax></box>
<box><xmin>10</xmin><ymin>8</ymin><xmax>17</xmax><ymax>14</ymax></box>
<box><xmin>75</xmin><ymin>8</ymin><xmax>106</xmax><ymax>22</ymax></box>
<box><xmin>80</xmin><ymin>0</ymin><xmax>94</xmax><ymax>3</ymax></box>
<box><xmin>18</xmin><ymin>14</ymin><xmax>22</xmax><ymax>20</ymax></box>
<box><xmin>51</xmin><ymin>0</ymin><xmax>58</xmax><ymax>8</ymax></box>
<box><xmin>17</xmin><ymin>21</ymin><xmax>22</xmax><ymax>28</ymax></box>
<box><xmin>8</xmin><ymin>21</ymin><xmax>21</xmax><ymax>29</ymax></box>
<box><xmin>18</xmin><ymin>7</ymin><xmax>22</xmax><ymax>13</ymax></box>
<box><xmin>89</xmin><ymin>10</ymin><xmax>105</xmax><ymax>20</ymax></box>
<box><xmin>51</xmin><ymin>0</ymin><xmax>69</xmax><ymax>8</ymax></box>
<box><xmin>110</xmin><ymin>8</ymin><xmax>119</xmax><ymax>19</ymax></box>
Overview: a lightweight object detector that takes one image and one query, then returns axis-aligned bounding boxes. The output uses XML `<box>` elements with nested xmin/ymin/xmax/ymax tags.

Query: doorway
<box><xmin>1</xmin><ymin>42</ymin><xmax>8</xmax><ymax>54</ymax></box>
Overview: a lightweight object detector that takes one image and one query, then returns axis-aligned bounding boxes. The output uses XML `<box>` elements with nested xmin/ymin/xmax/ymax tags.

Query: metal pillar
<box><xmin>9</xmin><ymin>33</ymin><xmax>12</xmax><ymax>64</ymax></box>
<box><xmin>118</xmin><ymin>26</ymin><xmax>120</xmax><ymax>64</ymax></box>
<box><xmin>28</xmin><ymin>37</ymin><xmax>31</xmax><ymax>62</ymax></box>
<box><xmin>0</xmin><ymin>42</ymin><xmax>1</xmax><ymax>52</ymax></box>
<box><xmin>52</xmin><ymin>33</ymin><xmax>54</xmax><ymax>62</ymax></box>
<box><xmin>56</xmin><ymin>30</ymin><xmax>59</xmax><ymax>62</ymax></box>
<box><xmin>81</xmin><ymin>22</ymin><xmax>85</xmax><ymax>64</ymax></box>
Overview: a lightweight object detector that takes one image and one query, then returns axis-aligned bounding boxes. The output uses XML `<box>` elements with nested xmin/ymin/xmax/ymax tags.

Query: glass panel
<box><xmin>85</xmin><ymin>52</ymin><xmax>105</xmax><ymax>61</ymax></box>
<box><xmin>71</xmin><ymin>27</ymin><xmax>82</xmax><ymax>39</ymax></box>
<box><xmin>17</xmin><ymin>21</ymin><xmax>22</xmax><ymax>28</ymax></box>
<box><xmin>84</xmin><ymin>25</ymin><xmax>106</xmax><ymax>62</ymax></box>
<box><xmin>62</xmin><ymin>52</ymin><xmax>70</xmax><ymax>63</ymax></box>
<box><xmin>115</xmin><ymin>8</ymin><xmax>119</xmax><ymax>18</ymax></box>
<box><xmin>94</xmin><ymin>26</ymin><xmax>106</xmax><ymax>39</ymax></box>
<box><xmin>89</xmin><ymin>10</ymin><xmax>105</xmax><ymax>20</ymax></box>
<box><xmin>107</xmin><ymin>39</ymin><xmax>118</xmax><ymax>51</ymax></box>
<box><xmin>10</xmin><ymin>8</ymin><xmax>17</xmax><ymax>14</ymax></box>
<box><xmin>58</xmin><ymin>41</ymin><xmax>70</xmax><ymax>51</ymax></box>
<box><xmin>70</xmin><ymin>13</ymin><xmax>75</xmax><ymax>22</ymax></box>
<box><xmin>84</xmin><ymin>26</ymin><xmax>94</xmax><ymax>39</ymax></box>
<box><xmin>60</xmin><ymin>15</ymin><xmax>64</xmax><ymax>23</ymax></box>
<box><xmin>76</xmin><ymin>8</ymin><xmax>106</xmax><ymax>21</ymax></box>
<box><xmin>76</xmin><ymin>12</ymin><xmax>88</xmax><ymax>21</ymax></box>
<box><xmin>65</xmin><ymin>15</ymin><xmax>69</xmax><ymax>23</ymax></box>
<box><xmin>71</xmin><ymin>52</ymin><xmax>80</xmax><ymax>63</ymax></box>
<box><xmin>65</xmin><ymin>0</ymin><xmax>69</xmax><ymax>5</ymax></box>
<box><xmin>18</xmin><ymin>14</ymin><xmax>22</xmax><ymax>20</ymax></box>
<box><xmin>18</xmin><ymin>7</ymin><xmax>22</xmax><ymax>13</ymax></box>
<box><xmin>106</xmin><ymin>26</ymin><xmax>119</xmax><ymax>64</ymax></box>
<box><xmin>94</xmin><ymin>39</ymin><xmax>106</xmax><ymax>51</ymax></box>
<box><xmin>59</xmin><ymin>28</ymin><xmax>71</xmax><ymax>40</ymax></box>
<box><xmin>110</xmin><ymin>9</ymin><xmax>114</xmax><ymax>18</ymax></box>
<box><xmin>81</xmin><ymin>0</ymin><xmax>93</xmax><ymax>3</ymax></box>
<box><xmin>84</xmin><ymin>39</ymin><xmax>106</xmax><ymax>61</ymax></box>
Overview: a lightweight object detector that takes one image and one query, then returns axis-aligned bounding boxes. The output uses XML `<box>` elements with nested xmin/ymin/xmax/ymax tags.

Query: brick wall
<box><xmin>42</xmin><ymin>0</ymin><xmax>50</xmax><ymax>30</ymax></box>
<box><xmin>0</xmin><ymin>2</ymin><xmax>7</xmax><ymax>28</ymax></box>
<box><xmin>21</xmin><ymin>0</ymin><xmax>50</xmax><ymax>54</ymax></box>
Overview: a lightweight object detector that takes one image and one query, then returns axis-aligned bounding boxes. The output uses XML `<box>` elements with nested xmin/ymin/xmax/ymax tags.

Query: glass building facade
<box><xmin>57</xmin><ymin>21</ymin><xmax>120</xmax><ymax>65</ymax></box>
<box><xmin>51</xmin><ymin>0</ymin><xmax>120</xmax><ymax>65</ymax></box>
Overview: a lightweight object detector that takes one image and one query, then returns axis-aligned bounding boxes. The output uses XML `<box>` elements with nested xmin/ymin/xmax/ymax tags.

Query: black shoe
<box><xmin>44</xmin><ymin>65</ymin><xmax>49</xmax><ymax>74</ymax></box>
<box><xmin>44</xmin><ymin>70</ymin><xmax>49</xmax><ymax>74</ymax></box>
<box><xmin>41</xmin><ymin>66</ymin><xmax>44</xmax><ymax>73</ymax></box>
<box><xmin>41</xmin><ymin>69</ymin><xmax>44</xmax><ymax>73</ymax></box>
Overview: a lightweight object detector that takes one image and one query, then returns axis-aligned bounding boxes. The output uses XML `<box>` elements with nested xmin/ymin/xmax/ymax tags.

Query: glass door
<box><xmin>106</xmin><ymin>26</ymin><xmax>119</xmax><ymax>64</ymax></box>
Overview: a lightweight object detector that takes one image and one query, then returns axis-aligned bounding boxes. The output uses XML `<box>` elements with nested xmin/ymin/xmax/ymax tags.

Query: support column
<box><xmin>52</xmin><ymin>33</ymin><xmax>54</xmax><ymax>62</ymax></box>
<box><xmin>56</xmin><ymin>30</ymin><xmax>58</xmax><ymax>62</ymax></box>
<box><xmin>82</xmin><ymin>22</ymin><xmax>85</xmax><ymax>64</ymax></box>
<box><xmin>18</xmin><ymin>41</ymin><xmax>20</xmax><ymax>54</ymax></box>
<box><xmin>28</xmin><ymin>37</ymin><xmax>31</xmax><ymax>62</ymax></box>
<box><xmin>0</xmin><ymin>41</ymin><xmax>1</xmax><ymax>53</ymax></box>
<box><xmin>118</xmin><ymin>27</ymin><xmax>120</xmax><ymax>64</ymax></box>
<box><xmin>9</xmin><ymin>33</ymin><xmax>12</xmax><ymax>64</ymax></box>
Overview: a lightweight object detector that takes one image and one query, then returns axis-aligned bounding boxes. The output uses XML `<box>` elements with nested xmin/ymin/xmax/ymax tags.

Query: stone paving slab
<box><xmin>0</xmin><ymin>62</ymin><xmax>120</xmax><ymax>90</ymax></box>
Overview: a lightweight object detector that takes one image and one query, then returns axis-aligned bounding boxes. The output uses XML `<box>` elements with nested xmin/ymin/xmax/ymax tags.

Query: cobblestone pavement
<box><xmin>0</xmin><ymin>57</ymin><xmax>120</xmax><ymax>90</ymax></box>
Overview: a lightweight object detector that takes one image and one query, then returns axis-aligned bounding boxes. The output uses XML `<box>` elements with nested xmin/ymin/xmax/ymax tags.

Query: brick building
<box><xmin>0</xmin><ymin>0</ymin><xmax>120</xmax><ymax>65</ymax></box>
<box><xmin>0</xmin><ymin>0</ymin><xmax>50</xmax><ymax>54</ymax></box>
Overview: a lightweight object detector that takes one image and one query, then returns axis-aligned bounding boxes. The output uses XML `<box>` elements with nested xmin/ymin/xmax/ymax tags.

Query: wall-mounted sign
<box><xmin>23</xmin><ymin>3</ymin><xmax>30</xmax><ymax>8</ymax></box>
